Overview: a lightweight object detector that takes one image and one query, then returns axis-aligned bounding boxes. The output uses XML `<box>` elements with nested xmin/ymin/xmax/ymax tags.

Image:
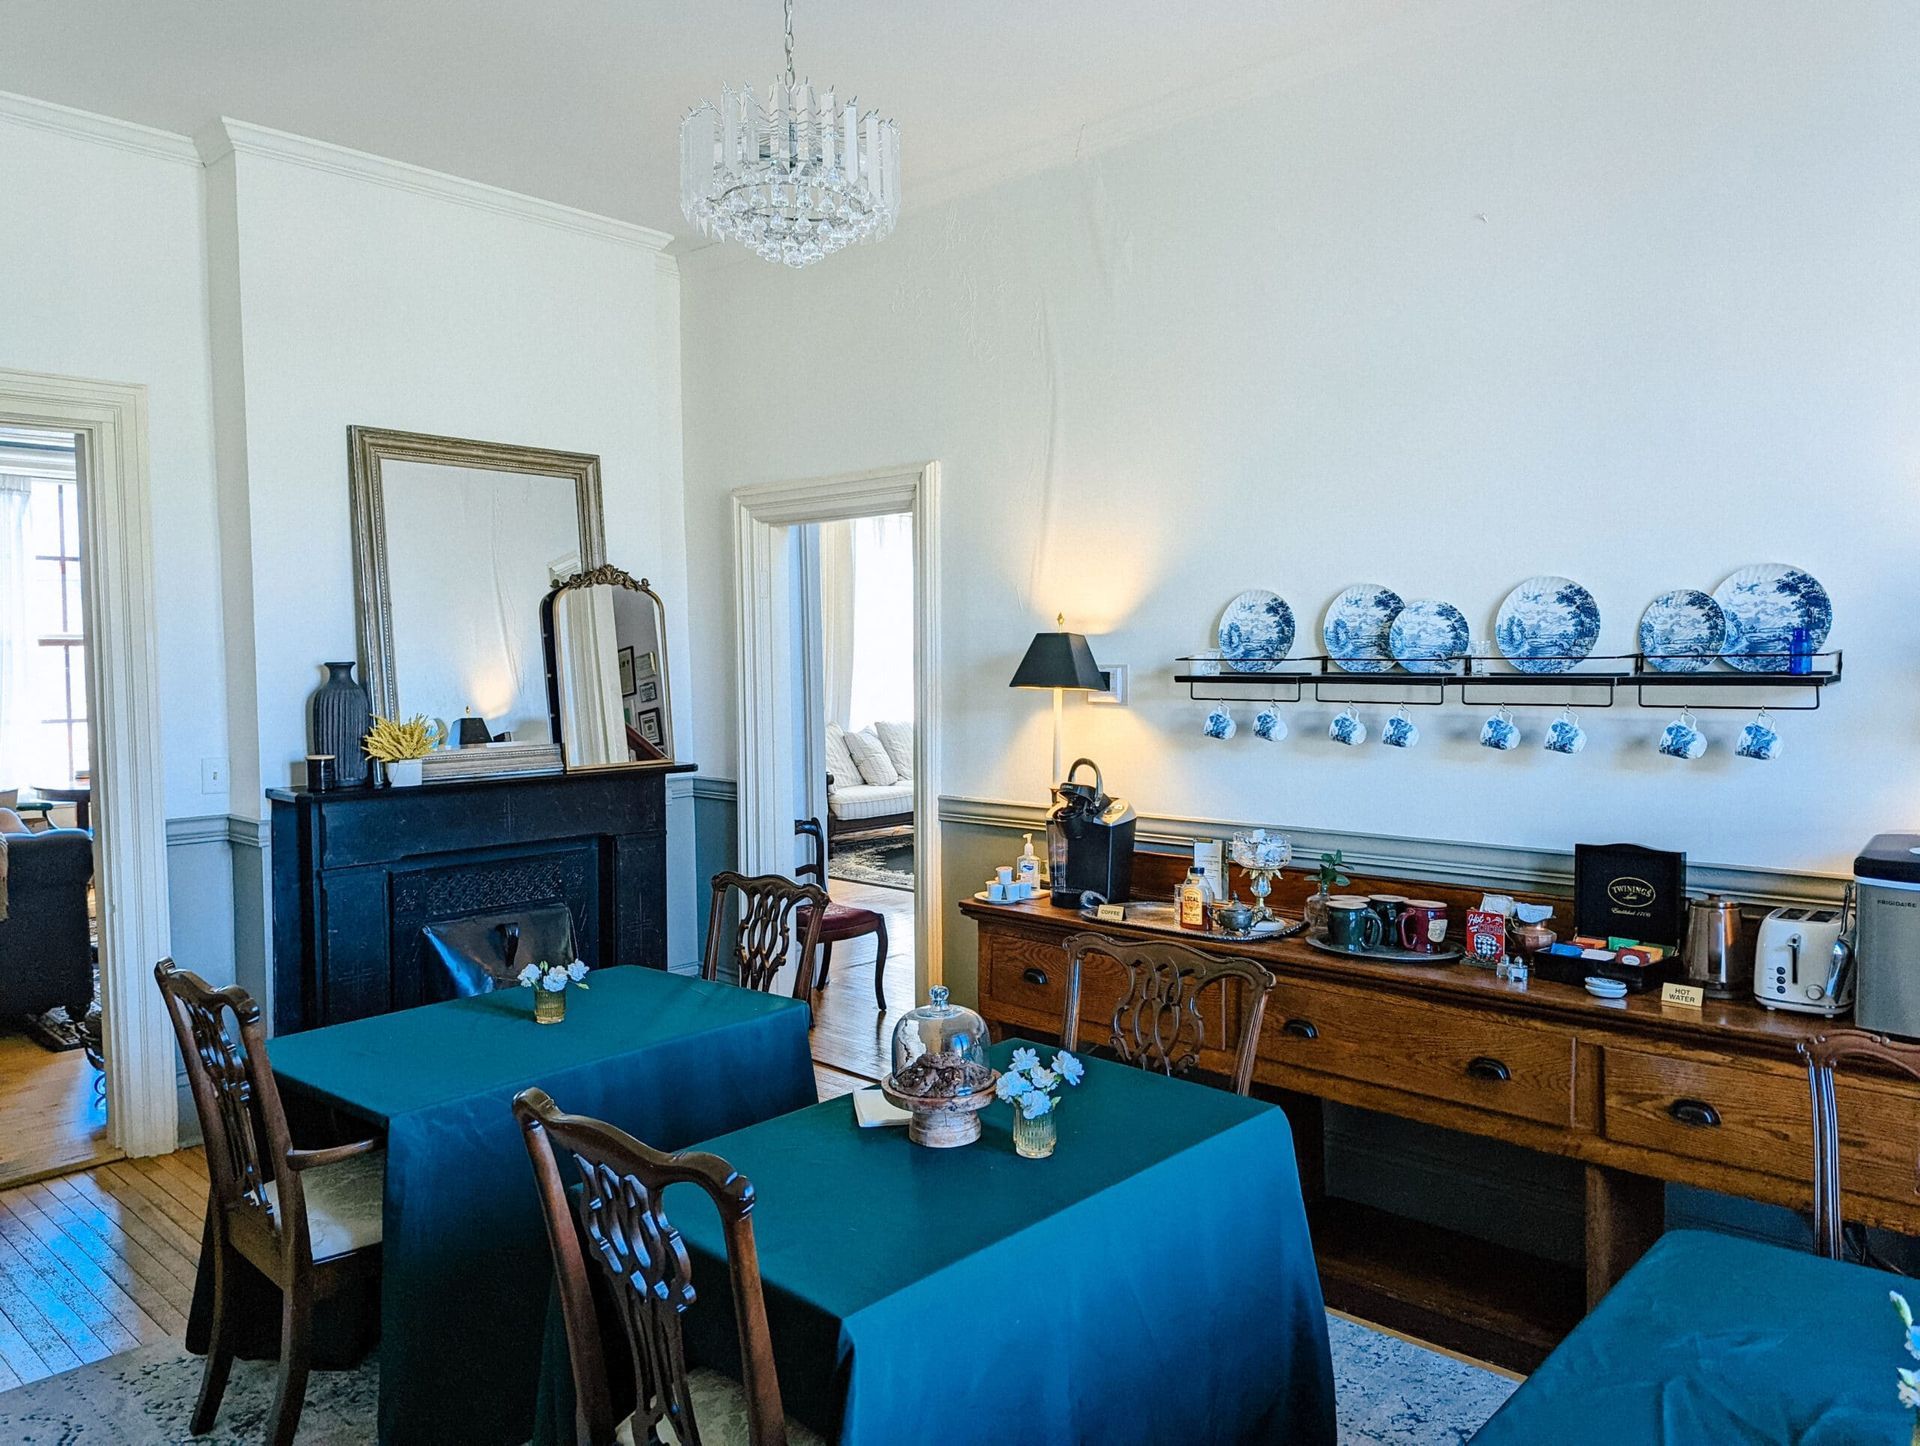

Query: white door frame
<box><xmin>732</xmin><ymin>462</ymin><xmax>942</xmax><ymax>991</ymax></box>
<box><xmin>0</xmin><ymin>368</ymin><xmax>177</xmax><ymax>1158</ymax></box>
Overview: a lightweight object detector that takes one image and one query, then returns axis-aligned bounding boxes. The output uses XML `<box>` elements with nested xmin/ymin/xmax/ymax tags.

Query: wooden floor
<box><xmin>0</xmin><ymin>1149</ymin><xmax>203</xmax><ymax>1390</ymax></box>
<box><xmin>808</xmin><ymin>876</ymin><xmax>917</xmax><ymax>1083</ymax></box>
<box><xmin>0</xmin><ymin>1031</ymin><xmax>113</xmax><ymax>1190</ymax></box>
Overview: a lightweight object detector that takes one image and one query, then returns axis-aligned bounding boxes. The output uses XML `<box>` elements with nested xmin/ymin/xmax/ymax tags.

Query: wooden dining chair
<box><xmin>155</xmin><ymin>959</ymin><xmax>385</xmax><ymax>1446</ymax></box>
<box><xmin>1059</xmin><ymin>932</ymin><xmax>1276</xmax><ymax>1096</ymax></box>
<box><xmin>702</xmin><ymin>871</ymin><xmax>830</xmax><ymax>1002</ymax></box>
<box><xmin>513</xmin><ymin>1087</ymin><xmax>822</xmax><ymax>1446</ymax></box>
<box><xmin>793</xmin><ymin>818</ymin><xmax>889</xmax><ymax>1010</ymax></box>
<box><xmin>1799</xmin><ymin>1028</ymin><xmax>1920</xmax><ymax>1260</ymax></box>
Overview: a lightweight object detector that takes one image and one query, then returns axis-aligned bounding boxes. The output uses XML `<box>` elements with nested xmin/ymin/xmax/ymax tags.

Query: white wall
<box><xmin>681</xmin><ymin>0</ymin><xmax>1920</xmax><ymax>879</ymax></box>
<box><xmin>0</xmin><ymin>101</ymin><xmax>231</xmax><ymax>820</ymax></box>
<box><xmin>202</xmin><ymin>123</ymin><xmax>689</xmax><ymax>806</ymax></box>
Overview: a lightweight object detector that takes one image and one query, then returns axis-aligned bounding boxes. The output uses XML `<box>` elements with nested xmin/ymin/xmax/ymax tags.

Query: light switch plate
<box><xmin>1087</xmin><ymin>663</ymin><xmax>1129</xmax><ymax>705</ymax></box>
<box><xmin>201</xmin><ymin>757</ymin><xmax>227</xmax><ymax>794</ymax></box>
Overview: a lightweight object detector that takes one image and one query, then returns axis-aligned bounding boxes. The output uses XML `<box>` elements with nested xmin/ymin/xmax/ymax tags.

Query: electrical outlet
<box><xmin>201</xmin><ymin>757</ymin><xmax>228</xmax><ymax>794</ymax></box>
<box><xmin>1088</xmin><ymin>663</ymin><xmax>1129</xmax><ymax>706</ymax></box>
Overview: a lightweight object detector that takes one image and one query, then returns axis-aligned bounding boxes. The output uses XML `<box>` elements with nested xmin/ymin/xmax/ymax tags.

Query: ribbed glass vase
<box><xmin>1012</xmin><ymin>1106</ymin><xmax>1057</xmax><ymax>1159</ymax></box>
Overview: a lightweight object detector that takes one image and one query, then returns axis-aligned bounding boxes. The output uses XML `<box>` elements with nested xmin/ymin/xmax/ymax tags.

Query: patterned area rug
<box><xmin>827</xmin><ymin>831</ymin><xmax>914</xmax><ymax>891</ymax></box>
<box><xmin>0</xmin><ymin>1341</ymin><xmax>378</xmax><ymax>1444</ymax></box>
<box><xmin>0</xmin><ymin>1311</ymin><xmax>1515</xmax><ymax>1443</ymax></box>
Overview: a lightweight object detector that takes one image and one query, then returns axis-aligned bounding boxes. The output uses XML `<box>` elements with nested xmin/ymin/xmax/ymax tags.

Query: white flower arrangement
<box><xmin>518</xmin><ymin>959</ymin><xmax>591</xmax><ymax>995</ymax></box>
<box><xmin>994</xmin><ymin>1045</ymin><xmax>1084</xmax><ymax>1119</ymax></box>
<box><xmin>1893</xmin><ymin>1292</ymin><xmax>1920</xmax><ymax>1414</ymax></box>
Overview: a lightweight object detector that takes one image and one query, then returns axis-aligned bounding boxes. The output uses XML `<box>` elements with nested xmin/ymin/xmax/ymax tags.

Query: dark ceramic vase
<box><xmin>310</xmin><ymin>661</ymin><xmax>372</xmax><ymax>788</ymax></box>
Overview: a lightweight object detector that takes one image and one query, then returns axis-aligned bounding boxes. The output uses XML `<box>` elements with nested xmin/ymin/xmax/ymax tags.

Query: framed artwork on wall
<box><xmin>635</xmin><ymin>677</ymin><xmax>660</xmax><ymax>706</ymax></box>
<box><xmin>618</xmin><ymin>646</ymin><xmax>637</xmax><ymax>697</ymax></box>
<box><xmin>637</xmin><ymin>708</ymin><xmax>664</xmax><ymax>746</ymax></box>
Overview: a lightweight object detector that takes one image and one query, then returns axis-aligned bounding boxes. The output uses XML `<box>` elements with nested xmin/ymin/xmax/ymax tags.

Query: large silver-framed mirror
<box><xmin>348</xmin><ymin>426</ymin><xmax>604</xmax><ymax>745</ymax></box>
<box><xmin>541</xmin><ymin>565</ymin><xmax>676</xmax><ymax>767</ymax></box>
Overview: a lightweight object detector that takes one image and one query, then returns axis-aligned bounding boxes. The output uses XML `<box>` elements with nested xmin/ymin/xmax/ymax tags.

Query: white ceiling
<box><xmin>0</xmin><ymin>1</ymin><xmax>1481</xmax><ymax>240</ymax></box>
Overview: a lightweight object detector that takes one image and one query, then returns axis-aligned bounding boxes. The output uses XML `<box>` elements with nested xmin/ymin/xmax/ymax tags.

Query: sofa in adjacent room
<box><xmin>824</xmin><ymin>720</ymin><xmax>914</xmax><ymax>839</ymax></box>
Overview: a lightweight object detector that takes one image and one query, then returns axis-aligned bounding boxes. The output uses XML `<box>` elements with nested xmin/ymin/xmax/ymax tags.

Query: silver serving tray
<box><xmin>1304</xmin><ymin>932</ymin><xmax>1464</xmax><ymax>966</ymax></box>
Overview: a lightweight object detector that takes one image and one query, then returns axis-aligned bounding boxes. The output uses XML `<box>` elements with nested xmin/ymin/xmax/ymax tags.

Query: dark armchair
<box><xmin>0</xmin><ymin>827</ymin><xmax>94</xmax><ymax>1019</ymax></box>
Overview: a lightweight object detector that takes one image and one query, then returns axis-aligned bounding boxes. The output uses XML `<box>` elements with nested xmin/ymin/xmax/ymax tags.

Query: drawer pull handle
<box><xmin>1282</xmin><ymin>1018</ymin><xmax>1318</xmax><ymax>1041</ymax></box>
<box><xmin>1466</xmin><ymin>1056</ymin><xmax>1511</xmax><ymax>1082</ymax></box>
<box><xmin>1021</xmin><ymin>967</ymin><xmax>1049</xmax><ymax>987</ymax></box>
<box><xmin>1669</xmin><ymin>1098</ymin><xmax>1722</xmax><ymax>1129</ymax></box>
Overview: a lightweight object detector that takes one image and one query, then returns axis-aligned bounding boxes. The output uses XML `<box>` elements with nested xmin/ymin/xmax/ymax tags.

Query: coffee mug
<box><xmin>1736</xmin><ymin>710</ymin><xmax>1781</xmax><ymax>761</ymax></box>
<box><xmin>1479</xmin><ymin>706</ymin><xmax>1521</xmax><ymax>751</ymax></box>
<box><xmin>1398</xmin><ymin>899</ymin><xmax>1449</xmax><ymax>953</ymax></box>
<box><xmin>1254</xmin><ymin>704</ymin><xmax>1289</xmax><ymax>742</ymax></box>
<box><xmin>1367</xmin><ymin>894</ymin><xmax>1408</xmax><ymax>944</ymax></box>
<box><xmin>1204</xmin><ymin>706</ymin><xmax>1237</xmax><ymax>740</ymax></box>
<box><xmin>1382</xmin><ymin>707</ymin><xmax>1419</xmax><ymax>749</ymax></box>
<box><xmin>1329</xmin><ymin>709</ymin><xmax>1367</xmax><ymax>747</ymax></box>
<box><xmin>1325</xmin><ymin>896</ymin><xmax>1383</xmax><ymax>952</ymax></box>
<box><xmin>1658</xmin><ymin>709</ymin><xmax>1707</xmax><ymax>760</ymax></box>
<box><xmin>1543</xmin><ymin>708</ymin><xmax>1586</xmax><ymax>755</ymax></box>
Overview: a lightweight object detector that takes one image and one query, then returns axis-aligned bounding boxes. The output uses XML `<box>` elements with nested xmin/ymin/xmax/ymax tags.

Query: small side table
<box><xmin>10</xmin><ymin>799</ymin><xmax>54</xmax><ymax>832</ymax></box>
<box><xmin>32</xmin><ymin>785</ymin><xmax>90</xmax><ymax>832</ymax></box>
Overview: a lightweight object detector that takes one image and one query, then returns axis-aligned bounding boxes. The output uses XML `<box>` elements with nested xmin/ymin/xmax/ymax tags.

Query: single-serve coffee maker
<box><xmin>1046</xmin><ymin>758</ymin><xmax>1136</xmax><ymax>906</ymax></box>
<box><xmin>1854</xmin><ymin>834</ymin><xmax>1920</xmax><ymax>1037</ymax></box>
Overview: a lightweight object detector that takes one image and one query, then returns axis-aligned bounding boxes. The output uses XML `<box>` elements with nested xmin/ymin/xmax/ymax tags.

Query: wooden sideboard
<box><xmin>960</xmin><ymin>860</ymin><xmax>1913</xmax><ymax>1369</ymax></box>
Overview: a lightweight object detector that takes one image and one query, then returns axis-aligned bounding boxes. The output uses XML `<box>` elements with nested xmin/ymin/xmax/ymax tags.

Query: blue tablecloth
<box><xmin>187</xmin><ymin>966</ymin><xmax>816</xmax><ymax>1446</ymax></box>
<box><xmin>537</xmin><ymin>1039</ymin><xmax>1334</xmax><ymax>1445</ymax></box>
<box><xmin>1472</xmin><ymin>1230</ymin><xmax>1915</xmax><ymax>1444</ymax></box>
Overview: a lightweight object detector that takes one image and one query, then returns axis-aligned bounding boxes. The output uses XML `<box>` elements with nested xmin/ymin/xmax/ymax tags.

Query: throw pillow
<box><xmin>845</xmin><ymin>727</ymin><xmax>899</xmax><ymax>787</ymax></box>
<box><xmin>823</xmin><ymin>723</ymin><xmax>859</xmax><ymax>793</ymax></box>
<box><xmin>874</xmin><ymin>720</ymin><xmax>914</xmax><ymax>781</ymax></box>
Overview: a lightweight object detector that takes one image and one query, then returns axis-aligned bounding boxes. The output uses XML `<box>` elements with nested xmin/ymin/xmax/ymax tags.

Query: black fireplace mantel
<box><xmin>267</xmin><ymin>764</ymin><xmax>690</xmax><ymax>1034</ymax></box>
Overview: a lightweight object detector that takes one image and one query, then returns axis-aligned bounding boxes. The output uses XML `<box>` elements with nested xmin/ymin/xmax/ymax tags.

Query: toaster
<box><xmin>1753</xmin><ymin>903</ymin><xmax>1853</xmax><ymax>1016</ymax></box>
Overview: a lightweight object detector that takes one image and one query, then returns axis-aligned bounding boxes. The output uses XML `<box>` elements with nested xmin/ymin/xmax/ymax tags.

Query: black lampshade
<box><xmin>1009</xmin><ymin>631</ymin><xmax>1109</xmax><ymax>691</ymax></box>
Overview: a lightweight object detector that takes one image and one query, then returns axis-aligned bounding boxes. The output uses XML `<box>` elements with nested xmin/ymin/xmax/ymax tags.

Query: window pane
<box><xmin>30</xmin><ymin>641</ymin><xmax>64</xmax><ymax>719</ymax></box>
<box><xmin>69</xmin><ymin>724</ymin><xmax>89</xmax><ymax>779</ymax></box>
<box><xmin>29</xmin><ymin>565</ymin><xmax>63</xmax><ymax>637</ymax></box>
<box><xmin>63</xmin><ymin>569</ymin><xmax>83</xmax><ymax>635</ymax></box>
<box><xmin>65</xmin><ymin>644</ymin><xmax>88</xmax><ymax>721</ymax></box>
<box><xmin>60</xmin><ymin>483</ymin><xmax>79</xmax><ymax>556</ymax></box>
<box><xmin>29</xmin><ymin>482</ymin><xmax>62</xmax><ymax>558</ymax></box>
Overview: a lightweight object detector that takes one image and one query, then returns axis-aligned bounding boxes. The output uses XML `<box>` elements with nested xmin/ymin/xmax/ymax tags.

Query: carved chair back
<box><xmin>1799</xmin><ymin>1028</ymin><xmax>1920</xmax><ymax>1260</ymax></box>
<box><xmin>154</xmin><ymin>958</ymin><xmax>307</xmax><ymax>1265</ymax></box>
<box><xmin>702</xmin><ymin>871</ymin><xmax>829</xmax><ymax>1000</ymax></box>
<box><xmin>514</xmin><ymin>1087</ymin><xmax>790</xmax><ymax>1446</ymax></box>
<box><xmin>793</xmin><ymin>818</ymin><xmax>827</xmax><ymax>887</ymax></box>
<box><xmin>1059</xmin><ymin>932</ymin><xmax>1275</xmax><ymax>1096</ymax></box>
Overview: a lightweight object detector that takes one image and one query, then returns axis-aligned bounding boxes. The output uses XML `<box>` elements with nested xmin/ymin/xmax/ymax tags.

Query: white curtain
<box><xmin>818</xmin><ymin>521</ymin><xmax>855</xmax><ymax>730</ymax></box>
<box><xmin>847</xmin><ymin>513</ymin><xmax>915</xmax><ymax>729</ymax></box>
<box><xmin>0</xmin><ymin>474</ymin><xmax>34</xmax><ymax>793</ymax></box>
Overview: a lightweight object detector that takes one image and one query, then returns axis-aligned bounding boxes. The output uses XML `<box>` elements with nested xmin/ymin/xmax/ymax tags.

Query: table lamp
<box><xmin>1009</xmin><ymin>614</ymin><xmax>1109</xmax><ymax>793</ymax></box>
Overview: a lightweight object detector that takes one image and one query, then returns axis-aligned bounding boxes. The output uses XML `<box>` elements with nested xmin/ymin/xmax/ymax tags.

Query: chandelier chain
<box><xmin>783</xmin><ymin>0</ymin><xmax>796</xmax><ymax>86</ymax></box>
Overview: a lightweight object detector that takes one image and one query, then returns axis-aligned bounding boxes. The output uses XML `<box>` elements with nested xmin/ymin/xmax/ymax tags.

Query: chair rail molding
<box><xmin>0</xmin><ymin>368</ymin><xmax>177</xmax><ymax>1157</ymax></box>
<box><xmin>731</xmin><ymin>462</ymin><xmax>943</xmax><ymax>993</ymax></box>
<box><xmin>937</xmin><ymin>794</ymin><xmax>1846</xmax><ymax>909</ymax></box>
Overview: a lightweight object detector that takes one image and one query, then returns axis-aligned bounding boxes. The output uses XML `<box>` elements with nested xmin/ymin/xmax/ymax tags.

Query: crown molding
<box><xmin>0</xmin><ymin>89</ymin><xmax>199</xmax><ymax>166</ymax></box>
<box><xmin>196</xmin><ymin>116</ymin><xmax>674</xmax><ymax>253</ymax></box>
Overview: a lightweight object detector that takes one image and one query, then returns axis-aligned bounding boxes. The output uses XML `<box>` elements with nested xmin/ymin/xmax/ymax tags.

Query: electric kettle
<box><xmin>1683</xmin><ymin>895</ymin><xmax>1744</xmax><ymax>998</ymax></box>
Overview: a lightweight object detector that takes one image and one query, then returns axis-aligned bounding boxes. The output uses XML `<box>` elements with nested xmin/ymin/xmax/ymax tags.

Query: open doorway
<box><xmin>0</xmin><ymin>424</ymin><xmax>110</xmax><ymax>1186</ymax></box>
<box><xmin>798</xmin><ymin>514</ymin><xmax>917</xmax><ymax>1082</ymax></box>
<box><xmin>731</xmin><ymin>463</ymin><xmax>942</xmax><ymax>1093</ymax></box>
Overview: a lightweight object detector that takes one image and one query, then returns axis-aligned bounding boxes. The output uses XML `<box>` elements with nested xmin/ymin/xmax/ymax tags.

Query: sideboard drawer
<box><xmin>1257</xmin><ymin>978</ymin><xmax>1577</xmax><ymax>1127</ymax></box>
<box><xmin>1602</xmin><ymin>1048</ymin><xmax>1807</xmax><ymax>1177</ymax></box>
<box><xmin>982</xmin><ymin>933</ymin><xmax>1235</xmax><ymax>1055</ymax></box>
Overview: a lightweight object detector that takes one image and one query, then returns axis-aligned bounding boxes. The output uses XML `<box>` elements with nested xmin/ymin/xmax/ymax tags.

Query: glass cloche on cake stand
<box><xmin>1228</xmin><ymin>829</ymin><xmax>1292</xmax><ymax>922</ymax></box>
<box><xmin>880</xmin><ymin>986</ymin><xmax>1000</xmax><ymax>1148</ymax></box>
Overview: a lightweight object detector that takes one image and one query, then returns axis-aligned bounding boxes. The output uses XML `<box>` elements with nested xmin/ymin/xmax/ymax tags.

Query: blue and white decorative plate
<box><xmin>1713</xmin><ymin>564</ymin><xmax>1832</xmax><ymax>673</ymax></box>
<box><xmin>1388</xmin><ymin>600</ymin><xmax>1469</xmax><ymax>674</ymax></box>
<box><xmin>1638</xmin><ymin>589</ymin><xmax>1726</xmax><ymax>673</ymax></box>
<box><xmin>1322</xmin><ymin>584</ymin><xmax>1404</xmax><ymax>674</ymax></box>
<box><xmin>1495</xmin><ymin>576</ymin><xmax>1601</xmax><ymax>674</ymax></box>
<box><xmin>1217</xmin><ymin>590</ymin><xmax>1295</xmax><ymax>673</ymax></box>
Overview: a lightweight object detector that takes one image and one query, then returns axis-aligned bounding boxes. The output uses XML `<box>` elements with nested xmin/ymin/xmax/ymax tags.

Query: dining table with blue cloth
<box><xmin>1472</xmin><ymin>1229</ymin><xmax>1916</xmax><ymax>1443</ymax></box>
<box><xmin>184</xmin><ymin>965</ymin><xmax>817</xmax><ymax>1446</ymax></box>
<box><xmin>534</xmin><ymin>1038</ymin><xmax>1335</xmax><ymax>1446</ymax></box>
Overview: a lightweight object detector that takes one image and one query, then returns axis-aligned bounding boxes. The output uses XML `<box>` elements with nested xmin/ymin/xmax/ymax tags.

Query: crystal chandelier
<box><xmin>679</xmin><ymin>0</ymin><xmax>900</xmax><ymax>268</ymax></box>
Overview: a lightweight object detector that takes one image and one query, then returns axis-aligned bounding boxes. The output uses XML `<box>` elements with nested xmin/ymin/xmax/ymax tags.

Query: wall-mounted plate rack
<box><xmin>1173</xmin><ymin>652</ymin><xmax>1843</xmax><ymax>711</ymax></box>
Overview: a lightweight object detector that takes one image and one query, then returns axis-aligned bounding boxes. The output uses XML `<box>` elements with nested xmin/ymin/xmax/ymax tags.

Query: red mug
<box><xmin>1398</xmin><ymin>900</ymin><xmax>1449</xmax><ymax>954</ymax></box>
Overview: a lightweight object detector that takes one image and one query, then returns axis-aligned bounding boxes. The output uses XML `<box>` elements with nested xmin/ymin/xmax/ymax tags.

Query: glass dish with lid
<box><xmin>880</xmin><ymin>986</ymin><xmax>999</xmax><ymax>1148</ymax></box>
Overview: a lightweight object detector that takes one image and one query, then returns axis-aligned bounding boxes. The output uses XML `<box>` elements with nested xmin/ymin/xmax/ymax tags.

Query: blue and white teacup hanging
<box><xmin>1658</xmin><ymin>709</ymin><xmax>1708</xmax><ymax>761</ymax></box>
<box><xmin>1329</xmin><ymin>709</ymin><xmax>1368</xmax><ymax>747</ymax></box>
<box><xmin>1382</xmin><ymin>706</ymin><xmax>1419</xmax><ymax>749</ymax></box>
<box><xmin>1736</xmin><ymin>709</ymin><xmax>1782</xmax><ymax>761</ymax></box>
<box><xmin>1479</xmin><ymin>706</ymin><xmax>1521</xmax><ymax>751</ymax></box>
<box><xmin>1543</xmin><ymin>708</ymin><xmax>1587</xmax><ymax>756</ymax></box>
<box><xmin>1204</xmin><ymin>705</ymin><xmax>1237</xmax><ymax>740</ymax></box>
<box><xmin>1253</xmin><ymin>703</ymin><xmax>1288</xmax><ymax>742</ymax></box>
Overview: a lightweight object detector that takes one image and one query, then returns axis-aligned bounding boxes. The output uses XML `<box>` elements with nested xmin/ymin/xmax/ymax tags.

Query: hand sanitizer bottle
<box><xmin>1016</xmin><ymin>834</ymin><xmax>1041</xmax><ymax>898</ymax></box>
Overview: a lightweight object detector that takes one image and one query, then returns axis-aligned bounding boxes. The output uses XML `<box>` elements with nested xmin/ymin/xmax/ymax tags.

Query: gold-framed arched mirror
<box><xmin>540</xmin><ymin>565</ymin><xmax>675</xmax><ymax>768</ymax></box>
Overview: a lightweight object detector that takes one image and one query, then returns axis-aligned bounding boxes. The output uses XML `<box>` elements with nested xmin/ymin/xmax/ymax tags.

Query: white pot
<box><xmin>387</xmin><ymin>758</ymin><xmax>424</xmax><ymax>788</ymax></box>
